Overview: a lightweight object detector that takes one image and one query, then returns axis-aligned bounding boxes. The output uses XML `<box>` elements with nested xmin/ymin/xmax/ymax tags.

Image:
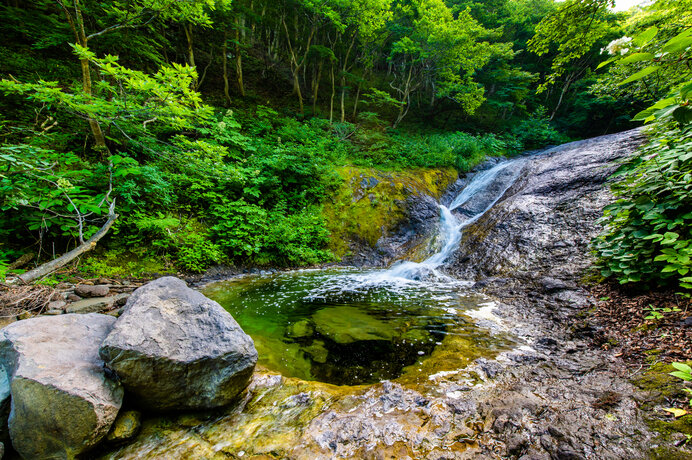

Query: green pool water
<box><xmin>203</xmin><ymin>267</ymin><xmax>512</xmax><ymax>386</ymax></box>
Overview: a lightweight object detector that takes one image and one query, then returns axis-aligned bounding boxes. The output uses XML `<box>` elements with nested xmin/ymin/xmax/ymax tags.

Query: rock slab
<box><xmin>99</xmin><ymin>276</ymin><xmax>258</xmax><ymax>411</ymax></box>
<box><xmin>0</xmin><ymin>314</ymin><xmax>123</xmax><ymax>459</ymax></box>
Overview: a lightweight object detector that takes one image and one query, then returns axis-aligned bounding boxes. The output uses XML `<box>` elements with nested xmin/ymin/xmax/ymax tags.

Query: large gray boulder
<box><xmin>99</xmin><ymin>276</ymin><xmax>258</xmax><ymax>411</ymax></box>
<box><xmin>0</xmin><ymin>314</ymin><xmax>123</xmax><ymax>459</ymax></box>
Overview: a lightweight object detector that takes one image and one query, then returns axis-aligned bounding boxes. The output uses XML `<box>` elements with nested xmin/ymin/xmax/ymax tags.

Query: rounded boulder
<box><xmin>99</xmin><ymin>277</ymin><xmax>258</xmax><ymax>411</ymax></box>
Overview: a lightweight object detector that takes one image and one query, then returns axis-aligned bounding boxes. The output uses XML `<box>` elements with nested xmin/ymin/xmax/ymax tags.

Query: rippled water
<box><xmin>205</xmin><ymin>269</ymin><xmax>508</xmax><ymax>385</ymax></box>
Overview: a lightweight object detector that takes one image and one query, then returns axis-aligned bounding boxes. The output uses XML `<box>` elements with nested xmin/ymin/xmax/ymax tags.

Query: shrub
<box><xmin>594</xmin><ymin>123</ymin><xmax>692</xmax><ymax>290</ymax></box>
<box><xmin>511</xmin><ymin>108</ymin><xmax>568</xmax><ymax>150</ymax></box>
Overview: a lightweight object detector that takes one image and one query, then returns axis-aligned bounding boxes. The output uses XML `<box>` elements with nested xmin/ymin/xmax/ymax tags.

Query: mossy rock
<box><xmin>106</xmin><ymin>410</ymin><xmax>142</xmax><ymax>444</ymax></box>
<box><xmin>312</xmin><ymin>306</ymin><xmax>398</xmax><ymax>344</ymax></box>
<box><xmin>286</xmin><ymin>319</ymin><xmax>313</xmax><ymax>339</ymax></box>
<box><xmin>322</xmin><ymin>166</ymin><xmax>458</xmax><ymax>258</ymax></box>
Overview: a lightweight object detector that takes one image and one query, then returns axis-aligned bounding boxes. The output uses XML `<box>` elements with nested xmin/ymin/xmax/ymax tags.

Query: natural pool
<box><xmin>203</xmin><ymin>267</ymin><xmax>515</xmax><ymax>386</ymax></box>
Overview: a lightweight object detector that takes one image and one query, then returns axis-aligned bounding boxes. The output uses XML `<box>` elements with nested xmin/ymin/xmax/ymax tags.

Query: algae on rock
<box><xmin>322</xmin><ymin>166</ymin><xmax>458</xmax><ymax>262</ymax></box>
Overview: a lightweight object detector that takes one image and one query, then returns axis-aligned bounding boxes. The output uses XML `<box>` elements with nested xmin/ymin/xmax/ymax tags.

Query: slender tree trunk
<box><xmin>352</xmin><ymin>68</ymin><xmax>368</xmax><ymax>119</ymax></box>
<box><xmin>59</xmin><ymin>0</ymin><xmax>108</xmax><ymax>150</ymax></box>
<box><xmin>340</xmin><ymin>34</ymin><xmax>357</xmax><ymax>123</ymax></box>
<box><xmin>550</xmin><ymin>76</ymin><xmax>573</xmax><ymax>121</ymax></box>
<box><xmin>330</xmin><ymin>61</ymin><xmax>335</xmax><ymax>124</ymax></box>
<box><xmin>393</xmin><ymin>63</ymin><xmax>414</xmax><ymax>129</ymax></box>
<box><xmin>197</xmin><ymin>46</ymin><xmax>213</xmax><ymax>89</ymax></box>
<box><xmin>312</xmin><ymin>60</ymin><xmax>323</xmax><ymax>115</ymax></box>
<box><xmin>235</xmin><ymin>16</ymin><xmax>245</xmax><ymax>97</ymax></box>
<box><xmin>184</xmin><ymin>24</ymin><xmax>196</xmax><ymax>68</ymax></box>
<box><xmin>223</xmin><ymin>30</ymin><xmax>231</xmax><ymax>106</ymax></box>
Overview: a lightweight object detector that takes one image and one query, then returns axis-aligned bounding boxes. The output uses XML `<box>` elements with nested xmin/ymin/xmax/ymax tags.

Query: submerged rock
<box><xmin>312</xmin><ymin>306</ymin><xmax>396</xmax><ymax>344</ymax></box>
<box><xmin>0</xmin><ymin>314</ymin><xmax>123</xmax><ymax>459</ymax></box>
<box><xmin>99</xmin><ymin>277</ymin><xmax>258</xmax><ymax>411</ymax></box>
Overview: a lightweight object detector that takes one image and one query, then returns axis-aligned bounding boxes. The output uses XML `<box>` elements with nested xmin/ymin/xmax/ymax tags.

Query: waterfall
<box><xmin>303</xmin><ymin>157</ymin><xmax>526</xmax><ymax>299</ymax></box>
<box><xmin>384</xmin><ymin>158</ymin><xmax>524</xmax><ymax>281</ymax></box>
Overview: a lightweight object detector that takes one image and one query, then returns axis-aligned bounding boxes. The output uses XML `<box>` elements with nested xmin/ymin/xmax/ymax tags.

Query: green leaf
<box><xmin>597</xmin><ymin>56</ymin><xmax>619</xmax><ymax>70</ymax></box>
<box><xmin>662</xmin><ymin>31</ymin><xmax>692</xmax><ymax>54</ymax></box>
<box><xmin>673</xmin><ymin>107</ymin><xmax>692</xmax><ymax>126</ymax></box>
<box><xmin>619</xmin><ymin>52</ymin><xmax>654</xmax><ymax>65</ymax></box>
<box><xmin>633</xmin><ymin>26</ymin><xmax>658</xmax><ymax>47</ymax></box>
<box><xmin>672</xmin><ymin>362</ymin><xmax>692</xmax><ymax>374</ymax></box>
<box><xmin>620</xmin><ymin>66</ymin><xmax>659</xmax><ymax>85</ymax></box>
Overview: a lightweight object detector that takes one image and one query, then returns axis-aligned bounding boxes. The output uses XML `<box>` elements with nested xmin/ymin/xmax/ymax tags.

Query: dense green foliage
<box><xmin>593</xmin><ymin>0</ymin><xmax>692</xmax><ymax>292</ymax></box>
<box><xmin>0</xmin><ymin>0</ymin><xmax>660</xmax><ymax>275</ymax></box>
<box><xmin>595</xmin><ymin>123</ymin><xmax>692</xmax><ymax>288</ymax></box>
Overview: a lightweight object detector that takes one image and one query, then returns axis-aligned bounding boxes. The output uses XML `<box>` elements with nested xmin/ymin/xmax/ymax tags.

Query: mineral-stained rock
<box><xmin>0</xmin><ymin>314</ymin><xmax>123</xmax><ymax>459</ymax></box>
<box><xmin>99</xmin><ymin>277</ymin><xmax>258</xmax><ymax>411</ymax></box>
<box><xmin>105</xmin><ymin>410</ymin><xmax>141</xmax><ymax>443</ymax></box>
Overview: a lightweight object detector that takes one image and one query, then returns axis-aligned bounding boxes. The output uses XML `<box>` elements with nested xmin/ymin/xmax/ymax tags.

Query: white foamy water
<box><xmin>302</xmin><ymin>158</ymin><xmax>524</xmax><ymax>300</ymax></box>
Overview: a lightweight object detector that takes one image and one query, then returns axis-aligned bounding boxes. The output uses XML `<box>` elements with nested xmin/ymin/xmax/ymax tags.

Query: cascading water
<box><xmin>383</xmin><ymin>158</ymin><xmax>524</xmax><ymax>281</ymax></box>
<box><xmin>204</xmin><ymin>157</ymin><xmax>525</xmax><ymax>385</ymax></box>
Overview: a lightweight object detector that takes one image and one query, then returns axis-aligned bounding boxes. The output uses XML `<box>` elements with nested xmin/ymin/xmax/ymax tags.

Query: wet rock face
<box><xmin>0</xmin><ymin>314</ymin><xmax>123</xmax><ymax>459</ymax></box>
<box><xmin>99</xmin><ymin>277</ymin><xmax>258</xmax><ymax>411</ymax></box>
<box><xmin>449</xmin><ymin>130</ymin><xmax>645</xmax><ymax>283</ymax></box>
<box><xmin>323</xmin><ymin>166</ymin><xmax>459</xmax><ymax>266</ymax></box>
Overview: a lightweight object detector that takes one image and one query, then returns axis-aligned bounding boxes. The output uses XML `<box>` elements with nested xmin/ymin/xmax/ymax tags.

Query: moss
<box><xmin>633</xmin><ymin>362</ymin><xmax>689</xmax><ymax>408</ymax></box>
<box><xmin>78</xmin><ymin>249</ymin><xmax>175</xmax><ymax>278</ymax></box>
<box><xmin>322</xmin><ymin>166</ymin><xmax>458</xmax><ymax>259</ymax></box>
<box><xmin>632</xmin><ymin>361</ymin><xmax>692</xmax><ymax>456</ymax></box>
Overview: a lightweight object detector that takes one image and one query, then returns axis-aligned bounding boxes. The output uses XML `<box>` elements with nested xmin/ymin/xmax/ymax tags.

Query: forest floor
<box><xmin>590</xmin><ymin>283</ymin><xmax>691</xmax><ymax>363</ymax></box>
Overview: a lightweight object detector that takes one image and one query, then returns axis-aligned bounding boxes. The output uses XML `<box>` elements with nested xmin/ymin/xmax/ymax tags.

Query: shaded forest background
<box><xmin>0</xmin><ymin>0</ymin><xmax>687</xmax><ymax>280</ymax></box>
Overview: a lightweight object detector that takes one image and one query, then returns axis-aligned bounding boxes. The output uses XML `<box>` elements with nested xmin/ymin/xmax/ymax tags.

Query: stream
<box><xmin>203</xmin><ymin>157</ymin><xmax>526</xmax><ymax>386</ymax></box>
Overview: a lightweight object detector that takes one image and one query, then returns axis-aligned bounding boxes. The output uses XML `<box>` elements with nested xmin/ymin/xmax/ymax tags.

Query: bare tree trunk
<box><xmin>329</xmin><ymin>61</ymin><xmax>335</xmax><ymax>124</ymax></box>
<box><xmin>235</xmin><ymin>15</ymin><xmax>245</xmax><ymax>97</ymax></box>
<box><xmin>392</xmin><ymin>64</ymin><xmax>414</xmax><ymax>129</ymax></box>
<box><xmin>550</xmin><ymin>76</ymin><xmax>573</xmax><ymax>121</ymax></box>
<box><xmin>15</xmin><ymin>205</ymin><xmax>118</xmax><ymax>284</ymax></box>
<box><xmin>340</xmin><ymin>34</ymin><xmax>356</xmax><ymax>123</ymax></box>
<box><xmin>223</xmin><ymin>30</ymin><xmax>231</xmax><ymax>106</ymax></box>
<box><xmin>352</xmin><ymin>79</ymin><xmax>363</xmax><ymax>119</ymax></box>
<box><xmin>312</xmin><ymin>60</ymin><xmax>323</xmax><ymax>115</ymax></box>
<box><xmin>184</xmin><ymin>23</ymin><xmax>196</xmax><ymax>69</ymax></box>
<box><xmin>197</xmin><ymin>46</ymin><xmax>214</xmax><ymax>89</ymax></box>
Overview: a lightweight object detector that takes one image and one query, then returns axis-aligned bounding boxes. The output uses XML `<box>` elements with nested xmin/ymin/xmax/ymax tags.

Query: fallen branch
<box><xmin>13</xmin><ymin>202</ymin><xmax>118</xmax><ymax>285</ymax></box>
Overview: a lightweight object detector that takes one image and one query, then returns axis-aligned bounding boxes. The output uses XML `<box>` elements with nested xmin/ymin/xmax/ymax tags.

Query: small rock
<box><xmin>75</xmin><ymin>284</ymin><xmax>110</xmax><ymax>298</ymax></box>
<box><xmin>105</xmin><ymin>410</ymin><xmax>141</xmax><ymax>443</ymax></box>
<box><xmin>506</xmin><ymin>433</ymin><xmax>529</xmax><ymax>456</ymax></box>
<box><xmin>100</xmin><ymin>277</ymin><xmax>258</xmax><ymax>411</ymax></box>
<box><xmin>680</xmin><ymin>317</ymin><xmax>692</xmax><ymax>327</ymax></box>
<box><xmin>114</xmin><ymin>293</ymin><xmax>130</xmax><ymax>307</ymax></box>
<box><xmin>539</xmin><ymin>277</ymin><xmax>571</xmax><ymax>293</ymax></box>
<box><xmin>47</xmin><ymin>300</ymin><xmax>66</xmax><ymax>311</ymax></box>
<box><xmin>43</xmin><ymin>309</ymin><xmax>63</xmax><ymax>316</ymax></box>
<box><xmin>97</xmin><ymin>278</ymin><xmax>111</xmax><ymax>285</ymax></box>
<box><xmin>67</xmin><ymin>293</ymin><xmax>82</xmax><ymax>302</ymax></box>
<box><xmin>16</xmin><ymin>312</ymin><xmax>31</xmax><ymax>321</ymax></box>
<box><xmin>66</xmin><ymin>297</ymin><xmax>111</xmax><ymax>314</ymax></box>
